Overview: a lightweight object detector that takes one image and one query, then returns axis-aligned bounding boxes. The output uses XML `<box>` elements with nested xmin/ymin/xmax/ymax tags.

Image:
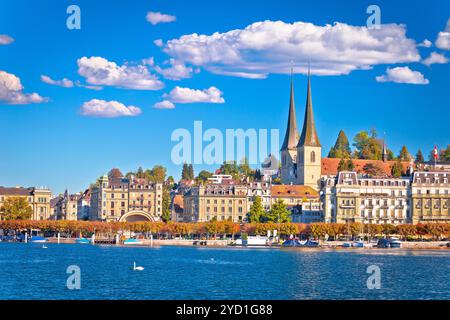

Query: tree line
<box><xmin>0</xmin><ymin>220</ymin><xmax>448</xmax><ymax>240</ymax></box>
<box><xmin>328</xmin><ymin>129</ymin><xmax>450</xmax><ymax>164</ymax></box>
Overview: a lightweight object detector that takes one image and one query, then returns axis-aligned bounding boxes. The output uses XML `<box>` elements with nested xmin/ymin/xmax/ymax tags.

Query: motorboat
<box><xmin>352</xmin><ymin>239</ymin><xmax>365</xmax><ymax>248</ymax></box>
<box><xmin>342</xmin><ymin>242</ymin><xmax>352</xmax><ymax>248</ymax></box>
<box><xmin>389</xmin><ymin>237</ymin><xmax>402</xmax><ymax>248</ymax></box>
<box><xmin>75</xmin><ymin>237</ymin><xmax>90</xmax><ymax>244</ymax></box>
<box><xmin>123</xmin><ymin>238</ymin><xmax>144</xmax><ymax>245</ymax></box>
<box><xmin>282</xmin><ymin>239</ymin><xmax>319</xmax><ymax>247</ymax></box>
<box><xmin>377</xmin><ymin>238</ymin><xmax>402</xmax><ymax>248</ymax></box>
<box><xmin>30</xmin><ymin>236</ymin><xmax>47</xmax><ymax>243</ymax></box>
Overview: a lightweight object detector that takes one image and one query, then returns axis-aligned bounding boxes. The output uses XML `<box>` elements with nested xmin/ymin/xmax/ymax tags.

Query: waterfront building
<box><xmin>0</xmin><ymin>186</ymin><xmax>51</xmax><ymax>220</ymax></box>
<box><xmin>323</xmin><ymin>172</ymin><xmax>411</xmax><ymax>224</ymax></box>
<box><xmin>77</xmin><ymin>189</ymin><xmax>91</xmax><ymax>221</ymax></box>
<box><xmin>271</xmin><ymin>185</ymin><xmax>322</xmax><ymax>223</ymax></box>
<box><xmin>55</xmin><ymin>190</ymin><xmax>80</xmax><ymax>221</ymax></box>
<box><xmin>89</xmin><ymin>168</ymin><xmax>163</xmax><ymax>222</ymax></box>
<box><xmin>171</xmin><ymin>194</ymin><xmax>184</xmax><ymax>222</ymax></box>
<box><xmin>49</xmin><ymin>195</ymin><xmax>61</xmax><ymax>220</ymax></box>
<box><xmin>411</xmin><ymin>171</ymin><xmax>450</xmax><ymax>223</ymax></box>
<box><xmin>182</xmin><ymin>180</ymin><xmax>248</xmax><ymax>222</ymax></box>
<box><xmin>247</xmin><ymin>181</ymin><xmax>272</xmax><ymax>212</ymax></box>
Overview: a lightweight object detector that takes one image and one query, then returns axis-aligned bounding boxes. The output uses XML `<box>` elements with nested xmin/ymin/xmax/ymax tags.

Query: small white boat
<box><xmin>389</xmin><ymin>237</ymin><xmax>402</xmax><ymax>248</ymax></box>
<box><xmin>352</xmin><ymin>239</ymin><xmax>365</xmax><ymax>248</ymax></box>
<box><xmin>123</xmin><ymin>238</ymin><xmax>144</xmax><ymax>245</ymax></box>
<box><xmin>30</xmin><ymin>236</ymin><xmax>47</xmax><ymax>243</ymax></box>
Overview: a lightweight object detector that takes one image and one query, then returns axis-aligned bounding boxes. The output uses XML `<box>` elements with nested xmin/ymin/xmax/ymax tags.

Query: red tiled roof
<box><xmin>321</xmin><ymin>157</ymin><xmax>410</xmax><ymax>176</ymax></box>
<box><xmin>271</xmin><ymin>185</ymin><xmax>319</xmax><ymax>198</ymax></box>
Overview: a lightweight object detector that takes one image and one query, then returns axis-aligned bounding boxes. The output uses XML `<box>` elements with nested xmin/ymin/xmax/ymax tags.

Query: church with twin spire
<box><xmin>280</xmin><ymin>70</ymin><xmax>322</xmax><ymax>190</ymax></box>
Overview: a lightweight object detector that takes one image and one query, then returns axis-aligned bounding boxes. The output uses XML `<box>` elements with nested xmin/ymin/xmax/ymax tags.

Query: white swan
<box><xmin>42</xmin><ymin>245</ymin><xmax>48</xmax><ymax>249</ymax></box>
<box><xmin>133</xmin><ymin>262</ymin><xmax>144</xmax><ymax>271</ymax></box>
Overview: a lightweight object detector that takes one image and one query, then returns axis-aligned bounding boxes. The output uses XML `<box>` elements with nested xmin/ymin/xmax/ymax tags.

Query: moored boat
<box><xmin>282</xmin><ymin>239</ymin><xmax>319</xmax><ymax>247</ymax></box>
<box><xmin>30</xmin><ymin>236</ymin><xmax>47</xmax><ymax>243</ymax></box>
<box><xmin>75</xmin><ymin>237</ymin><xmax>90</xmax><ymax>244</ymax></box>
<box><xmin>389</xmin><ymin>237</ymin><xmax>402</xmax><ymax>248</ymax></box>
<box><xmin>123</xmin><ymin>238</ymin><xmax>144</xmax><ymax>245</ymax></box>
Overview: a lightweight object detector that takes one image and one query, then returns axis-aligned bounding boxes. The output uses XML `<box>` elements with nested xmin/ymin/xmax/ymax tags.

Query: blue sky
<box><xmin>0</xmin><ymin>0</ymin><xmax>449</xmax><ymax>194</ymax></box>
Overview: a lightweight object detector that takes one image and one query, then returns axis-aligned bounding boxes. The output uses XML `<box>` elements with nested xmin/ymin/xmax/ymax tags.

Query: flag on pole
<box><xmin>433</xmin><ymin>145</ymin><xmax>439</xmax><ymax>160</ymax></box>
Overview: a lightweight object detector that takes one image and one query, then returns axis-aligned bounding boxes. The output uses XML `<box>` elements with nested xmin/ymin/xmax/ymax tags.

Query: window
<box><xmin>310</xmin><ymin>151</ymin><xmax>316</xmax><ymax>163</ymax></box>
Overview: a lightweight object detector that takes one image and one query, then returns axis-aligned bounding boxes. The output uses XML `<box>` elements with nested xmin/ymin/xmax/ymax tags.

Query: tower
<box><xmin>296</xmin><ymin>67</ymin><xmax>322</xmax><ymax>190</ymax></box>
<box><xmin>280</xmin><ymin>71</ymin><xmax>299</xmax><ymax>184</ymax></box>
<box><xmin>382</xmin><ymin>139</ymin><xmax>388</xmax><ymax>162</ymax></box>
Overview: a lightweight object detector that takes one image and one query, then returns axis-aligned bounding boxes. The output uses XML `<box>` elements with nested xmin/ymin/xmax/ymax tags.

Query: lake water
<box><xmin>0</xmin><ymin>243</ymin><xmax>449</xmax><ymax>300</ymax></box>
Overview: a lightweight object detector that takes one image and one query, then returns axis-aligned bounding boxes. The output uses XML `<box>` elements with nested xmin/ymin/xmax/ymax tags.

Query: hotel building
<box><xmin>182</xmin><ymin>181</ymin><xmax>248</xmax><ymax>222</ymax></box>
<box><xmin>89</xmin><ymin>169</ymin><xmax>163</xmax><ymax>222</ymax></box>
<box><xmin>322</xmin><ymin>172</ymin><xmax>410</xmax><ymax>224</ymax></box>
<box><xmin>411</xmin><ymin>171</ymin><xmax>450</xmax><ymax>223</ymax></box>
<box><xmin>55</xmin><ymin>191</ymin><xmax>79</xmax><ymax>221</ymax></box>
<box><xmin>0</xmin><ymin>186</ymin><xmax>51</xmax><ymax>220</ymax></box>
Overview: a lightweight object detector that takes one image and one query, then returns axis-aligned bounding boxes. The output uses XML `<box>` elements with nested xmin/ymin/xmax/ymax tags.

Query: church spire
<box><xmin>382</xmin><ymin>136</ymin><xmax>388</xmax><ymax>162</ymax></box>
<box><xmin>281</xmin><ymin>69</ymin><xmax>299</xmax><ymax>150</ymax></box>
<box><xmin>298</xmin><ymin>64</ymin><xmax>321</xmax><ymax>147</ymax></box>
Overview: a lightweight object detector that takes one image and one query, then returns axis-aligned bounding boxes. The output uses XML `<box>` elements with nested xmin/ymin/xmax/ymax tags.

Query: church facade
<box><xmin>281</xmin><ymin>71</ymin><xmax>322</xmax><ymax>190</ymax></box>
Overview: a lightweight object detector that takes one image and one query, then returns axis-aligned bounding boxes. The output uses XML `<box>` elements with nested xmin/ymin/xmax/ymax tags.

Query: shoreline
<box><xmin>31</xmin><ymin>238</ymin><xmax>450</xmax><ymax>250</ymax></box>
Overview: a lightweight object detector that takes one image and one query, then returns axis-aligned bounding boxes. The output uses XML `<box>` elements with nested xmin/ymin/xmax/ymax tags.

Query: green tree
<box><xmin>337</xmin><ymin>158</ymin><xmax>346</xmax><ymax>172</ymax></box>
<box><xmin>337</xmin><ymin>158</ymin><xmax>355</xmax><ymax>172</ymax></box>
<box><xmin>247</xmin><ymin>196</ymin><xmax>264</xmax><ymax>223</ymax></box>
<box><xmin>136</xmin><ymin>166</ymin><xmax>145</xmax><ymax>178</ymax></box>
<box><xmin>263</xmin><ymin>200</ymin><xmax>291</xmax><ymax>223</ymax></box>
<box><xmin>238</xmin><ymin>157</ymin><xmax>252</xmax><ymax>177</ymax></box>
<box><xmin>346</xmin><ymin>159</ymin><xmax>355</xmax><ymax>171</ymax></box>
<box><xmin>363</xmin><ymin>163</ymin><xmax>385</xmax><ymax>177</ymax></box>
<box><xmin>0</xmin><ymin>197</ymin><xmax>32</xmax><ymax>220</ymax></box>
<box><xmin>443</xmin><ymin>145</ymin><xmax>450</xmax><ymax>162</ymax></box>
<box><xmin>161</xmin><ymin>187</ymin><xmax>171</xmax><ymax>222</ymax></box>
<box><xmin>415</xmin><ymin>149</ymin><xmax>424</xmax><ymax>163</ymax></box>
<box><xmin>353</xmin><ymin>130</ymin><xmax>386</xmax><ymax>160</ymax></box>
<box><xmin>398</xmin><ymin>145</ymin><xmax>411</xmax><ymax>161</ymax></box>
<box><xmin>188</xmin><ymin>164</ymin><xmax>194</xmax><ymax>180</ymax></box>
<box><xmin>196</xmin><ymin>170</ymin><xmax>213</xmax><ymax>183</ymax></box>
<box><xmin>391</xmin><ymin>159</ymin><xmax>404</xmax><ymax>178</ymax></box>
<box><xmin>149</xmin><ymin>165</ymin><xmax>167</xmax><ymax>183</ymax></box>
<box><xmin>181</xmin><ymin>163</ymin><xmax>194</xmax><ymax>180</ymax></box>
<box><xmin>328</xmin><ymin>130</ymin><xmax>351</xmax><ymax>158</ymax></box>
<box><xmin>219</xmin><ymin>161</ymin><xmax>239</xmax><ymax>179</ymax></box>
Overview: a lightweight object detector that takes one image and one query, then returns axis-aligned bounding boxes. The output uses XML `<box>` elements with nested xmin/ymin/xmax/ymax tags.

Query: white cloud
<box><xmin>41</xmin><ymin>75</ymin><xmax>74</xmax><ymax>88</ymax></box>
<box><xmin>146</xmin><ymin>12</ymin><xmax>176</xmax><ymax>25</ymax></box>
<box><xmin>0</xmin><ymin>34</ymin><xmax>14</xmax><ymax>45</ymax></box>
<box><xmin>77</xmin><ymin>56</ymin><xmax>164</xmax><ymax>90</ymax></box>
<box><xmin>80</xmin><ymin>99</ymin><xmax>142</xmax><ymax>118</ymax></box>
<box><xmin>154</xmin><ymin>39</ymin><xmax>164</xmax><ymax>47</ymax></box>
<box><xmin>162</xmin><ymin>20</ymin><xmax>421</xmax><ymax>78</ymax></box>
<box><xmin>418</xmin><ymin>39</ymin><xmax>432</xmax><ymax>48</ymax></box>
<box><xmin>164</xmin><ymin>86</ymin><xmax>225</xmax><ymax>103</ymax></box>
<box><xmin>142</xmin><ymin>57</ymin><xmax>155</xmax><ymax>66</ymax></box>
<box><xmin>0</xmin><ymin>70</ymin><xmax>46</xmax><ymax>104</ymax></box>
<box><xmin>436</xmin><ymin>19</ymin><xmax>450</xmax><ymax>50</ymax></box>
<box><xmin>376</xmin><ymin>67</ymin><xmax>429</xmax><ymax>85</ymax></box>
<box><xmin>153</xmin><ymin>100</ymin><xmax>175</xmax><ymax>109</ymax></box>
<box><xmin>422</xmin><ymin>52</ymin><xmax>448</xmax><ymax>66</ymax></box>
<box><xmin>155</xmin><ymin>59</ymin><xmax>194</xmax><ymax>80</ymax></box>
